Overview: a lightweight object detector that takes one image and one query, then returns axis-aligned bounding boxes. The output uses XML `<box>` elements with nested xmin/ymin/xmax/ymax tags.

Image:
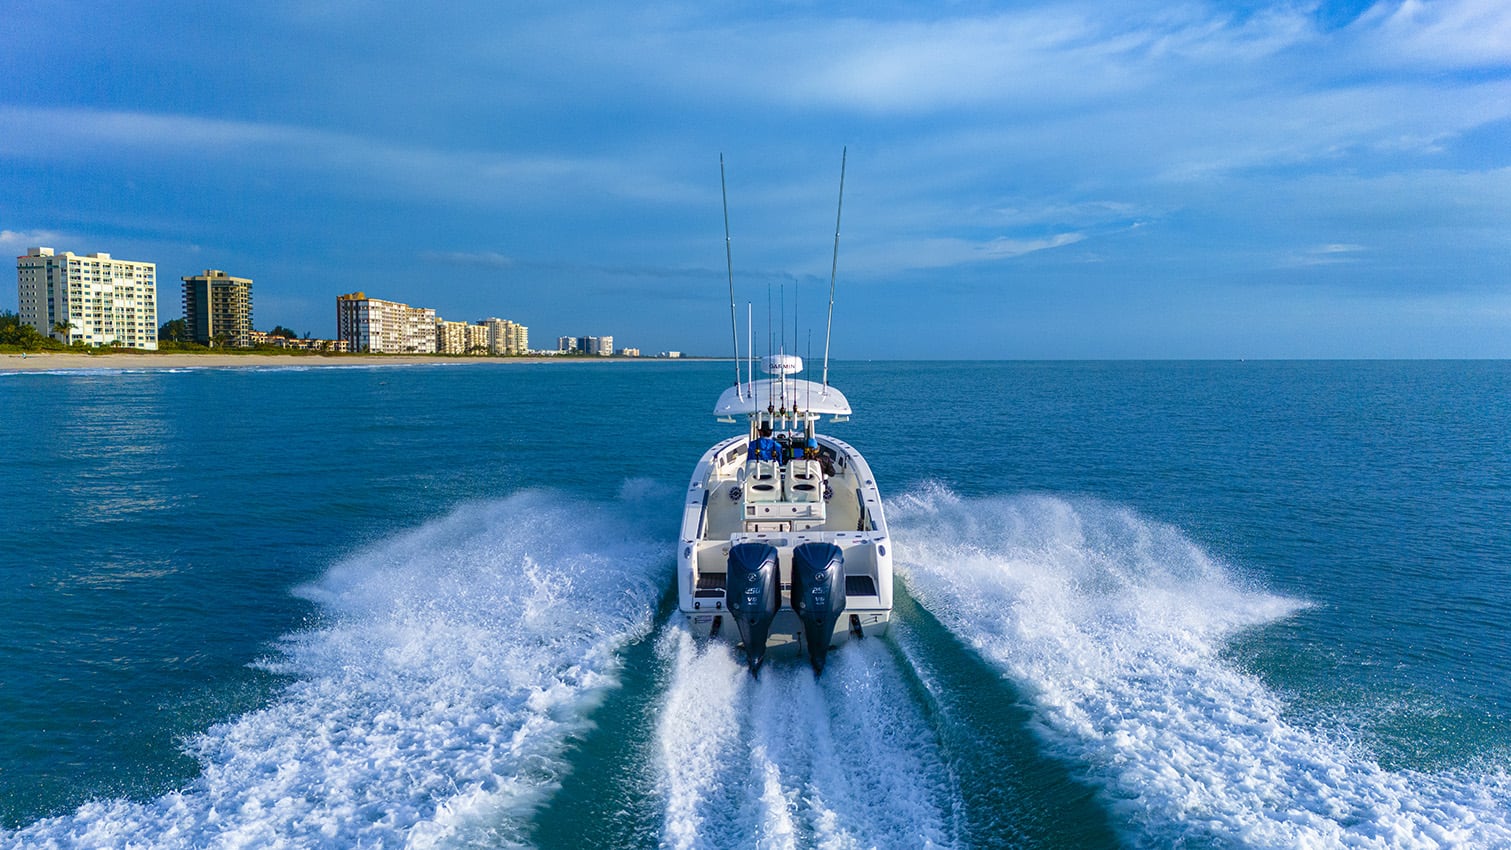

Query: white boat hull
<box><xmin>677</xmin><ymin>433</ymin><xmax>893</xmax><ymax>667</ymax></box>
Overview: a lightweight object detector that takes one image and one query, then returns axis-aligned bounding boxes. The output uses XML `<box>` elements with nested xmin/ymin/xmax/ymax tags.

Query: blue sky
<box><xmin>3</xmin><ymin>0</ymin><xmax>1508</xmax><ymax>357</ymax></box>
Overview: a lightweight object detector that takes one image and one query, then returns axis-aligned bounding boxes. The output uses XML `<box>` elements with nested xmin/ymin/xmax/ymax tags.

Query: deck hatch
<box><xmin>695</xmin><ymin>573</ymin><xmax>727</xmax><ymax>597</ymax></box>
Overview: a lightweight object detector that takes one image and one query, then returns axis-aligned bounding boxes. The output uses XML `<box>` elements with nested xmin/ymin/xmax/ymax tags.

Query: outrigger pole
<box><xmin>721</xmin><ymin>154</ymin><xmax>742</xmax><ymax>398</ymax></box>
<box><xmin>822</xmin><ymin>146</ymin><xmax>847</xmax><ymax>388</ymax></box>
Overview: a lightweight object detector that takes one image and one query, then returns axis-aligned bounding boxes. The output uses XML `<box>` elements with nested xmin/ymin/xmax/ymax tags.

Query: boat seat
<box><xmin>743</xmin><ymin>460</ymin><xmax>782</xmax><ymax>503</ymax></box>
<box><xmin>786</xmin><ymin>459</ymin><xmax>823</xmax><ymax>503</ymax></box>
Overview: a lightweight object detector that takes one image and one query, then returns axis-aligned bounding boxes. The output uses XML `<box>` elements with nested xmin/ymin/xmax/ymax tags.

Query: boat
<box><xmin>675</xmin><ymin>151</ymin><xmax>892</xmax><ymax>676</ymax></box>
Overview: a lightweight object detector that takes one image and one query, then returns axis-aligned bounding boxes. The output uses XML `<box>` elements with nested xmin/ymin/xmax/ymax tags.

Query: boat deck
<box><xmin>679</xmin><ymin>432</ymin><xmax>891</xmax><ymax>642</ymax></box>
<box><xmin>699</xmin><ymin>461</ymin><xmax>866</xmax><ymax>539</ymax></box>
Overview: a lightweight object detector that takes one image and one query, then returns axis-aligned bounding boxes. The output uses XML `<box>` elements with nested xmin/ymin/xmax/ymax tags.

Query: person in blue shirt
<box><xmin>750</xmin><ymin>425</ymin><xmax>784</xmax><ymax>462</ymax></box>
<box><xmin>802</xmin><ymin>436</ymin><xmax>838</xmax><ymax>476</ymax></box>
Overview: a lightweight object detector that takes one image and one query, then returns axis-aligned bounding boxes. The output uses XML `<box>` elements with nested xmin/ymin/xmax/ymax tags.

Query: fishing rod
<box><xmin>822</xmin><ymin>147</ymin><xmax>846</xmax><ymax>388</ymax></box>
<box><xmin>721</xmin><ymin>154</ymin><xmax>741</xmax><ymax>398</ymax></box>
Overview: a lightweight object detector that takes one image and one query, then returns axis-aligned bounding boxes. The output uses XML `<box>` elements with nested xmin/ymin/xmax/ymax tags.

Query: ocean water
<box><xmin>1</xmin><ymin>359</ymin><xmax>1508</xmax><ymax>848</ymax></box>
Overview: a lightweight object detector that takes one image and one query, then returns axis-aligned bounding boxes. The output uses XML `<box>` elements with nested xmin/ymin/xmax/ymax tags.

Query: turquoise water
<box><xmin>1</xmin><ymin>360</ymin><xmax>1508</xmax><ymax>848</ymax></box>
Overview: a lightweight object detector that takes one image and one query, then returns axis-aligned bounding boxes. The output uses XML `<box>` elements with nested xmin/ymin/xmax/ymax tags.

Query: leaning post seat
<box><xmin>743</xmin><ymin>459</ymin><xmax>783</xmax><ymax>503</ymax></box>
<box><xmin>785</xmin><ymin>459</ymin><xmax>822</xmax><ymax>502</ymax></box>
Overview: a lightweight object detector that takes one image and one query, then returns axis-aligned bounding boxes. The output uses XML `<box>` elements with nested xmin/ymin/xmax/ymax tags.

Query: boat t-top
<box><xmin>676</xmin><ymin>151</ymin><xmax>892</xmax><ymax>675</ymax></box>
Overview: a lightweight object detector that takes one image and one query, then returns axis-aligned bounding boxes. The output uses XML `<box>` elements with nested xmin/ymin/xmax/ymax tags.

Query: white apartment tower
<box><xmin>435</xmin><ymin>319</ymin><xmax>470</xmax><ymax>355</ymax></box>
<box><xmin>482</xmin><ymin>317</ymin><xmax>528</xmax><ymax>355</ymax></box>
<box><xmin>16</xmin><ymin>247</ymin><xmax>158</xmax><ymax>349</ymax></box>
<box><xmin>336</xmin><ymin>292</ymin><xmax>437</xmax><ymax>353</ymax></box>
<box><xmin>464</xmin><ymin>323</ymin><xmax>490</xmax><ymax>355</ymax></box>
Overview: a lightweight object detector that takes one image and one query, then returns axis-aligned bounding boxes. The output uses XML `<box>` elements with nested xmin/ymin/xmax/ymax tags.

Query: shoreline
<box><xmin>1</xmin><ymin>352</ymin><xmax>703</xmax><ymax>372</ymax></box>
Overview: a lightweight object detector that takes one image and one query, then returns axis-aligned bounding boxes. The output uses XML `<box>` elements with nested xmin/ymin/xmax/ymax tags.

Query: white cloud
<box><xmin>1358</xmin><ymin>0</ymin><xmax>1511</xmax><ymax>68</ymax></box>
<box><xmin>0</xmin><ymin>229</ymin><xmax>67</xmax><ymax>250</ymax></box>
<box><xmin>421</xmin><ymin>250</ymin><xmax>515</xmax><ymax>268</ymax></box>
<box><xmin>616</xmin><ymin>3</ymin><xmax>1325</xmax><ymax>115</ymax></box>
<box><xmin>850</xmin><ymin>231</ymin><xmax>1084</xmax><ymax>274</ymax></box>
<box><xmin>1281</xmin><ymin>243</ymin><xmax>1369</xmax><ymax>267</ymax></box>
<box><xmin>0</xmin><ymin>106</ymin><xmax>698</xmax><ymax>211</ymax></box>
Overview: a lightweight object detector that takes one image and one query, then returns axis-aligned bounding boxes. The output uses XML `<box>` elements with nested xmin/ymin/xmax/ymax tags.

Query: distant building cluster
<box><xmin>336</xmin><ymin>292</ymin><xmax>529</xmax><ymax>355</ymax></box>
<box><xmin>557</xmin><ymin>335</ymin><xmax>621</xmax><ymax>356</ymax></box>
<box><xmin>248</xmin><ymin>330</ymin><xmax>351</xmax><ymax>352</ymax></box>
<box><xmin>13</xmin><ymin>247</ymin><xmax>350</xmax><ymax>351</ymax></box>
<box><xmin>14</xmin><ymin>246</ymin><xmax>662</xmax><ymax>359</ymax></box>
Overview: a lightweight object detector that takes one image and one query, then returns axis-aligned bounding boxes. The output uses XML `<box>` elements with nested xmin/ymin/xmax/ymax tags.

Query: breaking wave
<box><xmin>890</xmin><ymin>486</ymin><xmax>1511</xmax><ymax>848</ymax></box>
<box><xmin>2</xmin><ymin>489</ymin><xmax>666</xmax><ymax>849</ymax></box>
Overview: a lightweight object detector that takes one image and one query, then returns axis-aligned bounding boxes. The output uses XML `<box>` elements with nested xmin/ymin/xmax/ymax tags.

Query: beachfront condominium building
<box><xmin>465</xmin><ymin>323</ymin><xmax>490</xmax><ymax>355</ymax></box>
<box><xmin>436</xmin><ymin>318</ymin><xmax>465</xmax><ymax>354</ymax></box>
<box><xmin>16</xmin><ymin>247</ymin><xmax>158</xmax><ymax>349</ymax></box>
<box><xmin>577</xmin><ymin>335</ymin><xmax>614</xmax><ymax>356</ymax></box>
<box><xmin>336</xmin><ymin>292</ymin><xmax>437</xmax><ymax>353</ymax></box>
<box><xmin>182</xmin><ymin>269</ymin><xmax>253</xmax><ymax>348</ymax></box>
<box><xmin>557</xmin><ymin>336</ymin><xmax>578</xmax><ymax>354</ymax></box>
<box><xmin>442</xmin><ymin>318</ymin><xmax>524</xmax><ymax>355</ymax></box>
<box><xmin>482</xmin><ymin>317</ymin><xmax>528</xmax><ymax>355</ymax></box>
<box><xmin>435</xmin><ymin>319</ymin><xmax>484</xmax><ymax>355</ymax></box>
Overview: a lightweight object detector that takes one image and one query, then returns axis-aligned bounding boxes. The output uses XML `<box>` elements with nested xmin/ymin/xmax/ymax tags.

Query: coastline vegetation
<box><xmin>1</xmin><ymin>310</ymin><xmax>67</xmax><ymax>352</ymax></box>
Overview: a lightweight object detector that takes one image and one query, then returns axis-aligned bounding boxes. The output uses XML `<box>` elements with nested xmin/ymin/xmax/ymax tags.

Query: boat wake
<box><xmin>890</xmin><ymin>485</ymin><xmax>1511</xmax><ymax>848</ymax></box>
<box><xmin>654</xmin><ymin>625</ymin><xmax>961</xmax><ymax>850</ymax></box>
<box><xmin>1</xmin><ymin>488</ymin><xmax>666</xmax><ymax>850</ymax></box>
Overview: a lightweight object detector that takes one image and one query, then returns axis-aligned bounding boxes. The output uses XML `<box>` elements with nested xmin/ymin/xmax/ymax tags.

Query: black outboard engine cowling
<box><xmin>790</xmin><ymin>542</ymin><xmax>846</xmax><ymax>675</ymax></box>
<box><xmin>725</xmin><ymin>542</ymin><xmax>780</xmax><ymax>675</ymax></box>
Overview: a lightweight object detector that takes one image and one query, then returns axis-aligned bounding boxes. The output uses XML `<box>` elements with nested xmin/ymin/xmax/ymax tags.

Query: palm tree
<box><xmin>52</xmin><ymin>321</ymin><xmax>75</xmax><ymax>343</ymax></box>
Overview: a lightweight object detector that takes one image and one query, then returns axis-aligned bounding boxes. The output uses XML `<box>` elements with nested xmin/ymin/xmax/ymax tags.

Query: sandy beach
<box><xmin>0</xmin><ymin>352</ymin><xmax>680</xmax><ymax>372</ymax></box>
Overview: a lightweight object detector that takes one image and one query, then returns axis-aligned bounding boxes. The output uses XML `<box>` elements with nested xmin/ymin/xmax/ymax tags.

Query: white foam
<box><xmin>890</xmin><ymin>486</ymin><xmax>1511</xmax><ymax>848</ymax></box>
<box><xmin>1</xmin><ymin>490</ymin><xmax>665</xmax><ymax>850</ymax></box>
<box><xmin>653</xmin><ymin>622</ymin><xmax>962</xmax><ymax>850</ymax></box>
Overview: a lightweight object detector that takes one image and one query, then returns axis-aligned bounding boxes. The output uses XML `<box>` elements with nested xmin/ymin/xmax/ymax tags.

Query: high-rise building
<box><xmin>557</xmin><ymin>336</ymin><xmax>578</xmax><ymax>354</ymax></box>
<box><xmin>336</xmin><ymin>292</ymin><xmax>437</xmax><ymax>353</ymax></box>
<box><xmin>182</xmin><ymin>269</ymin><xmax>253</xmax><ymax>347</ymax></box>
<box><xmin>435</xmin><ymin>318</ymin><xmax>469</xmax><ymax>354</ymax></box>
<box><xmin>16</xmin><ymin>247</ymin><xmax>158</xmax><ymax>349</ymax></box>
<box><xmin>481</xmin><ymin>317</ymin><xmax>528</xmax><ymax>355</ymax></box>
<box><xmin>464</xmin><ymin>323</ymin><xmax>490</xmax><ymax>355</ymax></box>
<box><xmin>577</xmin><ymin>335</ymin><xmax>614</xmax><ymax>356</ymax></box>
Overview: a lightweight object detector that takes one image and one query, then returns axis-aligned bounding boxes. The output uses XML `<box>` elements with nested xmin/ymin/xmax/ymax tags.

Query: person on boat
<box><xmin>749</xmin><ymin>425</ymin><xmax>784</xmax><ymax>463</ymax></box>
<box><xmin>804</xmin><ymin>436</ymin><xmax>838</xmax><ymax>475</ymax></box>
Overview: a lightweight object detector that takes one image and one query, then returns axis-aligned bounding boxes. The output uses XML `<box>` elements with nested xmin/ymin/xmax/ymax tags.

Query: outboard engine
<box><xmin>790</xmin><ymin>542</ymin><xmax>846</xmax><ymax>675</ymax></box>
<box><xmin>725</xmin><ymin>543</ymin><xmax>780</xmax><ymax>675</ymax></box>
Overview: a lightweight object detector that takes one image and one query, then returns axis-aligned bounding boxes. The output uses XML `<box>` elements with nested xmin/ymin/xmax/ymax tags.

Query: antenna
<box><xmin>780</xmin><ymin>283</ymin><xmax>786</xmax><ymax>355</ymax></box>
<box><xmin>822</xmin><ymin>146</ymin><xmax>847</xmax><ymax>388</ymax></box>
<box><xmin>793</xmin><ymin>273</ymin><xmax>799</xmax><ymax>365</ymax></box>
<box><xmin>721</xmin><ymin>154</ymin><xmax>741</xmax><ymax>396</ymax></box>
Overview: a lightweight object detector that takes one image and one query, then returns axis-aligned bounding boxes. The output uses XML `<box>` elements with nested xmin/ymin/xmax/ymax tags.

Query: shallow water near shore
<box><xmin>2</xmin><ymin>360</ymin><xmax>1508</xmax><ymax>847</ymax></box>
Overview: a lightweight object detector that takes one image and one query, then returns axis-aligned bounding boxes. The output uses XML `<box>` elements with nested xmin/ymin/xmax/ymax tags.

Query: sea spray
<box><xmin>891</xmin><ymin>486</ymin><xmax>1511</xmax><ymax>848</ymax></box>
<box><xmin>653</xmin><ymin>622</ymin><xmax>961</xmax><ymax>850</ymax></box>
<box><xmin>2</xmin><ymin>490</ymin><xmax>665</xmax><ymax>850</ymax></box>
